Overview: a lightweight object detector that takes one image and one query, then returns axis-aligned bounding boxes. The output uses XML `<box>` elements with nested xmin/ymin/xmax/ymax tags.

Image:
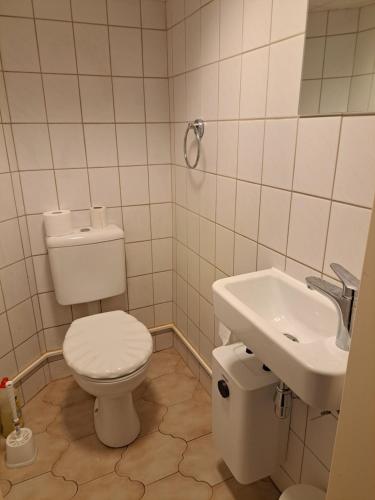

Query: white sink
<box><xmin>212</xmin><ymin>268</ymin><xmax>348</xmax><ymax>409</ymax></box>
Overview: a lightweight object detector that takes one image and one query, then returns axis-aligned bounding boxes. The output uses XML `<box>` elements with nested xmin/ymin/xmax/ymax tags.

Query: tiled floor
<box><xmin>0</xmin><ymin>348</ymin><xmax>280</xmax><ymax>500</ymax></box>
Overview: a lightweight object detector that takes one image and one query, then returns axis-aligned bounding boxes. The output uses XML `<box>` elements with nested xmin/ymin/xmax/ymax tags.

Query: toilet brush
<box><xmin>5</xmin><ymin>380</ymin><xmax>37</xmax><ymax>468</ymax></box>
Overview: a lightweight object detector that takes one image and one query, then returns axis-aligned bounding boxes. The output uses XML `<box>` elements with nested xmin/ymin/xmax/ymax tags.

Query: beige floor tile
<box><xmin>75</xmin><ymin>472</ymin><xmax>144</xmax><ymax>500</ymax></box>
<box><xmin>0</xmin><ymin>432</ymin><xmax>69</xmax><ymax>485</ymax></box>
<box><xmin>160</xmin><ymin>398</ymin><xmax>211</xmax><ymax>441</ymax></box>
<box><xmin>212</xmin><ymin>477</ymin><xmax>280</xmax><ymax>500</ymax></box>
<box><xmin>179</xmin><ymin>434</ymin><xmax>232</xmax><ymax>486</ymax></box>
<box><xmin>23</xmin><ymin>394</ymin><xmax>61</xmax><ymax>434</ymax></box>
<box><xmin>144</xmin><ymin>372</ymin><xmax>198</xmax><ymax>406</ymax></box>
<box><xmin>5</xmin><ymin>472</ymin><xmax>77</xmax><ymax>500</ymax></box>
<box><xmin>42</xmin><ymin>376</ymin><xmax>92</xmax><ymax>407</ymax></box>
<box><xmin>117</xmin><ymin>430</ymin><xmax>186</xmax><ymax>484</ymax></box>
<box><xmin>0</xmin><ymin>479</ymin><xmax>11</xmax><ymax>496</ymax></box>
<box><xmin>147</xmin><ymin>348</ymin><xmax>182</xmax><ymax>379</ymax></box>
<box><xmin>143</xmin><ymin>472</ymin><xmax>212</xmax><ymax>500</ymax></box>
<box><xmin>53</xmin><ymin>434</ymin><xmax>122</xmax><ymax>484</ymax></box>
<box><xmin>193</xmin><ymin>383</ymin><xmax>211</xmax><ymax>404</ymax></box>
<box><xmin>47</xmin><ymin>399</ymin><xmax>94</xmax><ymax>441</ymax></box>
<box><xmin>135</xmin><ymin>398</ymin><xmax>167</xmax><ymax>437</ymax></box>
<box><xmin>175</xmin><ymin>358</ymin><xmax>196</xmax><ymax>378</ymax></box>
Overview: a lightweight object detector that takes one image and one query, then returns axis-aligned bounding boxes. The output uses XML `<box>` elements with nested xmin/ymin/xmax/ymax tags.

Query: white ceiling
<box><xmin>310</xmin><ymin>0</ymin><xmax>374</xmax><ymax>10</ymax></box>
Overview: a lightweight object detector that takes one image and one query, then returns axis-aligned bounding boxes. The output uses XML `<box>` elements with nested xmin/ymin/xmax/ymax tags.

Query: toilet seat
<box><xmin>63</xmin><ymin>310</ymin><xmax>153</xmax><ymax>380</ymax></box>
<box><xmin>280</xmin><ymin>484</ymin><xmax>325</xmax><ymax>500</ymax></box>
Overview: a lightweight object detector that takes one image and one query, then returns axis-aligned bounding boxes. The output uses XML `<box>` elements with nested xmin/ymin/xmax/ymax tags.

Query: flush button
<box><xmin>80</xmin><ymin>228</ymin><xmax>91</xmax><ymax>232</ymax></box>
<box><xmin>218</xmin><ymin>379</ymin><xmax>230</xmax><ymax>398</ymax></box>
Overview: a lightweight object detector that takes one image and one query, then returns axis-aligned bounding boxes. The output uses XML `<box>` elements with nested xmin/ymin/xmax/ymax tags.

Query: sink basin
<box><xmin>212</xmin><ymin>268</ymin><xmax>348</xmax><ymax>409</ymax></box>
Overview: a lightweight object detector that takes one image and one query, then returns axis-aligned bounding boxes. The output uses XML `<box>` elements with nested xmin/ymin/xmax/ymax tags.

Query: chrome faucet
<box><xmin>305</xmin><ymin>263</ymin><xmax>360</xmax><ymax>352</ymax></box>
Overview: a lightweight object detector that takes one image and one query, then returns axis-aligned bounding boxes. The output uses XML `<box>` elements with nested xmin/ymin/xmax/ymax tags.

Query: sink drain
<box><xmin>283</xmin><ymin>333</ymin><xmax>299</xmax><ymax>343</ymax></box>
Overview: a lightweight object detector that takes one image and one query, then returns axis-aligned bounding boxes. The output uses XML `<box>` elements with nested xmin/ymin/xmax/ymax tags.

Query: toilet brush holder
<box><xmin>5</xmin><ymin>381</ymin><xmax>37</xmax><ymax>468</ymax></box>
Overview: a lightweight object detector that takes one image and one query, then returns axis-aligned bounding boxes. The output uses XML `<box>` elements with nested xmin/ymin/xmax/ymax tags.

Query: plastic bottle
<box><xmin>0</xmin><ymin>377</ymin><xmax>24</xmax><ymax>437</ymax></box>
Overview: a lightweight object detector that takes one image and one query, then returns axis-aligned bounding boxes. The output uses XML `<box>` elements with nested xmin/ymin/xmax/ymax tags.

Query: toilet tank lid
<box><xmin>46</xmin><ymin>224</ymin><xmax>124</xmax><ymax>248</ymax></box>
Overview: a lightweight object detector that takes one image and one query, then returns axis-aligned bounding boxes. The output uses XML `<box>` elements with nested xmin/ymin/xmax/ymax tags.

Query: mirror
<box><xmin>299</xmin><ymin>0</ymin><xmax>375</xmax><ymax>115</ymax></box>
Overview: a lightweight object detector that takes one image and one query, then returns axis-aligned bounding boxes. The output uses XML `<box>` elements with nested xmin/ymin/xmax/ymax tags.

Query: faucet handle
<box><xmin>330</xmin><ymin>263</ymin><xmax>360</xmax><ymax>297</ymax></box>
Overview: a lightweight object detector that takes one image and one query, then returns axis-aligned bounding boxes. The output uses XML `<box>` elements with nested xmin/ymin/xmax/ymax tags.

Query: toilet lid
<box><xmin>63</xmin><ymin>311</ymin><xmax>153</xmax><ymax>379</ymax></box>
<box><xmin>280</xmin><ymin>484</ymin><xmax>326</xmax><ymax>500</ymax></box>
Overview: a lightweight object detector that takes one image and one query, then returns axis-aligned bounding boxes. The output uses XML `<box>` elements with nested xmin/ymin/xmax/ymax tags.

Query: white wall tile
<box><xmin>55</xmin><ymin>169</ymin><xmax>91</xmax><ymax>210</ymax></box>
<box><xmin>110</xmin><ymin>27</ymin><xmax>143</xmax><ymax>77</ymax></box>
<box><xmin>186</xmin><ymin>11</ymin><xmax>201</xmax><ymax>71</ymax></box>
<box><xmin>258</xmin><ymin>186</ymin><xmax>291</xmax><ymax>253</ymax></box>
<box><xmin>320</xmin><ymin>77</ymin><xmax>350</xmax><ymax>114</ymax></box>
<box><xmin>128</xmin><ymin>274</ymin><xmax>154</xmax><ymax>308</ymax></box>
<box><xmin>39</xmin><ymin>291</ymin><xmax>72</xmax><ymax>328</ymax></box>
<box><xmin>294</xmin><ymin>117</ymin><xmax>341</xmax><ymax>198</ymax></box>
<box><xmin>218</xmin><ymin>56</ymin><xmax>241</xmax><ymax>120</ymax></box>
<box><xmin>36</xmin><ymin>20</ymin><xmax>76</xmax><ymax>73</ymax></box>
<box><xmin>20</xmin><ymin>170</ymin><xmax>58</xmax><ymax>214</ymax></box>
<box><xmin>302</xmin><ymin>38</ymin><xmax>325</xmax><ymax>79</ymax></box>
<box><xmin>0</xmin><ymin>0</ymin><xmax>33</xmax><ymax>17</ymax></box>
<box><xmin>199</xmin><ymin>217</ymin><xmax>215</xmax><ymax>264</ymax></box>
<box><xmin>147</xmin><ymin>124</ymin><xmax>171</xmax><ymax>164</ymax></box>
<box><xmin>74</xmin><ymin>23</ymin><xmax>110</xmax><ymax>75</ymax></box>
<box><xmin>141</xmin><ymin>0</ymin><xmax>165</xmax><ymax>29</ymax></box>
<box><xmin>50</xmin><ymin>124</ymin><xmax>86</xmax><ymax>169</ymax></box>
<box><xmin>235</xmin><ymin>181</ymin><xmax>260</xmax><ymax>240</ymax></box>
<box><xmin>201</xmin><ymin>0</ymin><xmax>219</xmax><ymax>65</ymax></box>
<box><xmin>216</xmin><ymin>176</ymin><xmax>236</xmax><ymax>229</ymax></box>
<box><xmin>123</xmin><ymin>205</ymin><xmax>151</xmax><ymax>242</ymax></box>
<box><xmin>15</xmin><ymin>334</ymin><xmax>41</xmax><ymax>370</ymax></box>
<box><xmin>234</xmin><ymin>234</ymin><xmax>257</xmax><ymax>275</ymax></box>
<box><xmin>301</xmin><ymin>448</ymin><xmax>329</xmax><ymax>491</ymax></box>
<box><xmin>201</xmin><ymin>64</ymin><xmax>219</xmax><ymax>121</ymax></box>
<box><xmin>215</xmin><ymin>225</ymin><xmax>234</xmax><ymax>275</ymax></box>
<box><xmin>0</xmin><ymin>173</ymin><xmax>17</xmax><ymax>221</ymax></box>
<box><xmin>323</xmin><ymin>34</ymin><xmax>356</xmax><ymax>78</ymax></box>
<box><xmin>120</xmin><ymin>166</ymin><xmax>149</xmax><ymax>205</ymax></box>
<box><xmin>126</xmin><ymin>240</ymin><xmax>152</xmax><ymax>277</ymax></box>
<box><xmin>282</xmin><ymin>431</ymin><xmax>304</xmax><ymax>483</ymax></box>
<box><xmin>152</xmin><ymin>238</ymin><xmax>172</xmax><ymax>272</ymax></box>
<box><xmin>327</xmin><ymin>8</ymin><xmax>358</xmax><ymax>35</ymax></box>
<box><xmin>267</xmin><ymin>35</ymin><xmax>305</xmax><ymax>117</ymax></box>
<box><xmin>151</xmin><ymin>203</ymin><xmax>173</xmax><ymax>238</ymax></box>
<box><xmin>7</xmin><ymin>299</ymin><xmax>36</xmax><ymax>347</ymax></box>
<box><xmin>142</xmin><ymin>29</ymin><xmax>167</xmax><ymax>77</ymax></box>
<box><xmin>79</xmin><ymin>76</ymin><xmax>114</xmax><ymax>123</ymax></box>
<box><xmin>12</xmin><ymin>124</ymin><xmax>52</xmax><ymax>171</ymax></box>
<box><xmin>333</xmin><ymin>116</ymin><xmax>375</xmax><ymax>208</ymax></box>
<box><xmin>149</xmin><ymin>164</ymin><xmax>172</xmax><ymax>203</ymax></box>
<box><xmin>0</xmin><ymin>219</ymin><xmax>23</xmax><ymax>268</ymax></box>
<box><xmin>172</xmin><ymin>22</ymin><xmax>186</xmax><ymax>75</ymax></box>
<box><xmin>237</xmin><ymin>121</ymin><xmax>264</xmax><ymax>183</ymax></box>
<box><xmin>117</xmin><ymin>124</ymin><xmax>147</xmax><ymax>166</ymax></box>
<box><xmin>287</xmin><ymin>194</ymin><xmax>330</xmax><ymax>270</ymax></box>
<box><xmin>43</xmin><ymin>75</ymin><xmax>81</xmax><ymax>123</ymax></box>
<box><xmin>71</xmin><ymin>0</ymin><xmax>106</xmax><ymax>24</ymax></box>
<box><xmin>107</xmin><ymin>0</ymin><xmax>141</xmax><ymax>27</ymax></box>
<box><xmin>153</xmin><ymin>270</ymin><xmax>172</xmax><ymax>303</ymax></box>
<box><xmin>113</xmin><ymin>77</ymin><xmax>145</xmax><ymax>123</ymax></box>
<box><xmin>84</xmin><ymin>124</ymin><xmax>117</xmax><ymax>167</ymax></box>
<box><xmin>217</xmin><ymin>121</ymin><xmax>238</xmax><ymax>177</ymax></box>
<box><xmin>271</xmin><ymin>0</ymin><xmax>308</xmax><ymax>42</ymax></box>
<box><xmin>0</xmin><ymin>260</ymin><xmax>30</xmax><ymax>309</ymax></box>
<box><xmin>5</xmin><ymin>73</ymin><xmax>46</xmax><ymax>123</ymax></box>
<box><xmin>306</xmin><ymin>413</ymin><xmax>337</xmax><ymax>469</ymax></box>
<box><xmin>263</xmin><ymin>119</ymin><xmax>297</xmax><ymax>190</ymax></box>
<box><xmin>219</xmin><ymin>0</ymin><xmax>243</xmax><ymax>59</ymax></box>
<box><xmin>324</xmin><ymin>202</ymin><xmax>371</xmax><ymax>279</ymax></box>
<box><xmin>34</xmin><ymin>0</ymin><xmax>71</xmax><ymax>20</ymax></box>
<box><xmin>144</xmin><ymin>79</ymin><xmax>170</xmax><ymax>122</ymax></box>
<box><xmin>240</xmin><ymin>47</ymin><xmax>269</xmax><ymax>119</ymax></box>
<box><xmin>243</xmin><ymin>0</ymin><xmax>272</xmax><ymax>51</ymax></box>
<box><xmin>0</xmin><ymin>313</ymin><xmax>12</xmax><ymax>358</ymax></box>
<box><xmin>0</xmin><ymin>18</ymin><xmax>39</xmax><ymax>72</ymax></box>
<box><xmin>33</xmin><ymin>254</ymin><xmax>53</xmax><ymax>293</ymax></box>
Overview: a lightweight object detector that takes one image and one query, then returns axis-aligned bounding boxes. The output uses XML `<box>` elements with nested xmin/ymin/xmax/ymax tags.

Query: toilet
<box><xmin>46</xmin><ymin>224</ymin><xmax>153</xmax><ymax>447</ymax></box>
<box><xmin>280</xmin><ymin>484</ymin><xmax>326</xmax><ymax>500</ymax></box>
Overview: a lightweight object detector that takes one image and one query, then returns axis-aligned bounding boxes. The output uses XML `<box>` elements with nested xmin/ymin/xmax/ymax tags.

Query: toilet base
<box><xmin>94</xmin><ymin>393</ymin><xmax>140</xmax><ymax>447</ymax></box>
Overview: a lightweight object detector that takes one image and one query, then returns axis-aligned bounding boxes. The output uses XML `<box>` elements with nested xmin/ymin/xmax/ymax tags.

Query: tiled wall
<box><xmin>0</xmin><ymin>0</ymin><xmax>172</xmax><ymax>398</ymax></box>
<box><xmin>300</xmin><ymin>4</ymin><xmax>375</xmax><ymax>115</ymax></box>
<box><xmin>167</xmin><ymin>0</ymin><xmax>375</xmax><ymax>492</ymax></box>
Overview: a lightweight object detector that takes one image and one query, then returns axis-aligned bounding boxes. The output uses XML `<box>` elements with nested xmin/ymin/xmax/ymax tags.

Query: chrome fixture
<box><xmin>306</xmin><ymin>263</ymin><xmax>360</xmax><ymax>352</ymax></box>
<box><xmin>273</xmin><ymin>382</ymin><xmax>292</xmax><ymax>419</ymax></box>
<box><xmin>184</xmin><ymin>118</ymin><xmax>204</xmax><ymax>169</ymax></box>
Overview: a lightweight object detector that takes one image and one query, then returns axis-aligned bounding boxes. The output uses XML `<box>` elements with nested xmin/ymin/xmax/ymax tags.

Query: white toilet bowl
<box><xmin>280</xmin><ymin>484</ymin><xmax>325</xmax><ymax>500</ymax></box>
<box><xmin>63</xmin><ymin>311</ymin><xmax>153</xmax><ymax>448</ymax></box>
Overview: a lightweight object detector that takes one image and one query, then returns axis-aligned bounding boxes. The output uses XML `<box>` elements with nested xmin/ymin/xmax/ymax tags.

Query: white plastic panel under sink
<box><xmin>212</xmin><ymin>268</ymin><xmax>348</xmax><ymax>409</ymax></box>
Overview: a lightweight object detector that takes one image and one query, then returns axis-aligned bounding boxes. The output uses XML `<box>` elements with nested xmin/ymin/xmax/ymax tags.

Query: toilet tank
<box><xmin>46</xmin><ymin>225</ymin><xmax>126</xmax><ymax>305</ymax></box>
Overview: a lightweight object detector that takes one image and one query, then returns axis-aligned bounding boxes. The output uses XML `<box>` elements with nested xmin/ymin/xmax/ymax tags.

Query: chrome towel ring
<box><xmin>184</xmin><ymin>118</ymin><xmax>205</xmax><ymax>169</ymax></box>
